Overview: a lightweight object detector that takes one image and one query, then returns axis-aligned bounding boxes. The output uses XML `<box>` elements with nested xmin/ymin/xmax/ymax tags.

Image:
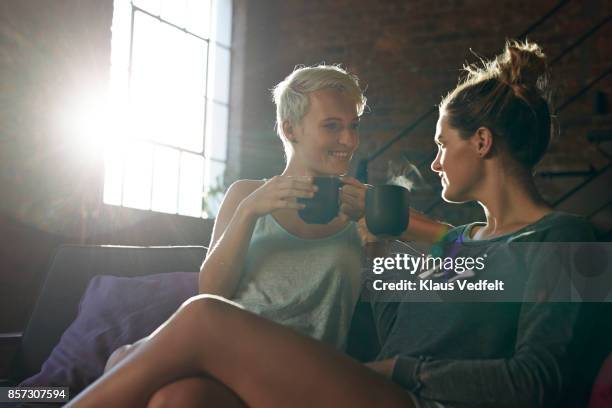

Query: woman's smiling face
<box><xmin>288</xmin><ymin>88</ymin><xmax>360</xmax><ymax>176</ymax></box>
<box><xmin>431</xmin><ymin>113</ymin><xmax>483</xmax><ymax>203</ymax></box>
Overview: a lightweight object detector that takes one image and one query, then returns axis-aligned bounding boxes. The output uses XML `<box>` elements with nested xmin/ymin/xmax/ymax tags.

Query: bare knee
<box><xmin>178</xmin><ymin>294</ymin><xmax>242</xmax><ymax>328</ymax></box>
<box><xmin>104</xmin><ymin>344</ymin><xmax>133</xmax><ymax>372</ymax></box>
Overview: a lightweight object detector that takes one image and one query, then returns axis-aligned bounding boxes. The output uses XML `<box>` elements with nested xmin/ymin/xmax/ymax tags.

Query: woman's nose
<box><xmin>431</xmin><ymin>151</ymin><xmax>442</xmax><ymax>172</ymax></box>
<box><xmin>339</xmin><ymin>128</ymin><xmax>359</xmax><ymax>149</ymax></box>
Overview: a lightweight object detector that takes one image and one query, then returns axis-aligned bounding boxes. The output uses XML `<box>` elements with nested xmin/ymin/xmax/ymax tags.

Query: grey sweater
<box><xmin>373</xmin><ymin>212</ymin><xmax>598</xmax><ymax>408</ymax></box>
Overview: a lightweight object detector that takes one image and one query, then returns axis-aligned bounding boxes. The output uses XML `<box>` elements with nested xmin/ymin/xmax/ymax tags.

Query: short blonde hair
<box><xmin>272</xmin><ymin>64</ymin><xmax>366</xmax><ymax>148</ymax></box>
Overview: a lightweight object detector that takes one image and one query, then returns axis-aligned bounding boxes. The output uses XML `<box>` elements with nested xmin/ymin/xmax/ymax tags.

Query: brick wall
<box><xmin>0</xmin><ymin>0</ymin><xmax>610</xmax><ymax>332</ymax></box>
<box><xmin>235</xmin><ymin>0</ymin><xmax>612</xmax><ymax>227</ymax></box>
<box><xmin>0</xmin><ymin>0</ymin><xmax>214</xmax><ymax>332</ymax></box>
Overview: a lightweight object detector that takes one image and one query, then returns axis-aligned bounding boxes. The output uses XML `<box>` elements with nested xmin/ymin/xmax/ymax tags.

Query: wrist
<box><xmin>392</xmin><ymin>355</ymin><xmax>426</xmax><ymax>394</ymax></box>
<box><xmin>235</xmin><ymin>201</ymin><xmax>259</xmax><ymax>223</ymax></box>
<box><xmin>383</xmin><ymin>357</ymin><xmax>397</xmax><ymax>378</ymax></box>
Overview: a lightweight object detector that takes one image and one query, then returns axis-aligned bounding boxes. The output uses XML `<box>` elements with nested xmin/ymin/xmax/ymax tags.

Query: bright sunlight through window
<box><xmin>104</xmin><ymin>0</ymin><xmax>232</xmax><ymax>218</ymax></box>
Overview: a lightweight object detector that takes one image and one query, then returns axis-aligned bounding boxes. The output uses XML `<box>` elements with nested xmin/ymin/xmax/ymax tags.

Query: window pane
<box><xmin>203</xmin><ymin>160</ymin><xmax>226</xmax><ymax>217</ymax></box>
<box><xmin>103</xmin><ymin>143</ymin><xmax>125</xmax><ymax>206</ymax></box>
<box><xmin>157</xmin><ymin>22</ymin><xmax>191</xmax><ymax>144</ymax></box>
<box><xmin>109</xmin><ymin>67</ymin><xmax>130</xmax><ymax>132</ymax></box>
<box><xmin>183</xmin><ymin>35</ymin><xmax>208</xmax><ymax>99</ymax></box>
<box><xmin>158</xmin><ymin>23</ymin><xmax>207</xmax><ymax>151</ymax></box>
<box><xmin>107</xmin><ymin>0</ymin><xmax>231</xmax><ymax>218</ymax></box>
<box><xmin>205</xmin><ymin>102</ymin><xmax>228</xmax><ymax>160</ymax></box>
<box><xmin>186</xmin><ymin>0</ymin><xmax>212</xmax><ymax>38</ymax></box>
<box><xmin>131</xmin><ymin>13</ymin><xmax>207</xmax><ymax>152</ymax></box>
<box><xmin>175</xmin><ymin>35</ymin><xmax>207</xmax><ymax>152</ymax></box>
<box><xmin>123</xmin><ymin>142</ymin><xmax>153</xmax><ymax>210</ymax></box>
<box><xmin>213</xmin><ymin>0</ymin><xmax>232</xmax><ymax>46</ymax></box>
<box><xmin>178</xmin><ymin>152</ymin><xmax>204</xmax><ymax>217</ymax></box>
<box><xmin>130</xmin><ymin>12</ymin><xmax>161</xmax><ymax>142</ymax></box>
<box><xmin>212</xmin><ymin>45</ymin><xmax>230</xmax><ymax>103</ymax></box>
<box><xmin>134</xmin><ymin>0</ymin><xmax>161</xmax><ymax>15</ymax></box>
<box><xmin>152</xmin><ymin>146</ymin><xmax>180</xmax><ymax>214</ymax></box>
<box><xmin>174</xmin><ymin>96</ymin><xmax>206</xmax><ymax>153</ymax></box>
<box><xmin>110</xmin><ymin>0</ymin><xmax>132</xmax><ymax>70</ymax></box>
<box><xmin>161</xmin><ymin>0</ymin><xmax>186</xmax><ymax>27</ymax></box>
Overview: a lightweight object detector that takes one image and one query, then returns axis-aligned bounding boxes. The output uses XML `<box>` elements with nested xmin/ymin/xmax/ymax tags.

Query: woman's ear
<box><xmin>282</xmin><ymin>121</ymin><xmax>297</xmax><ymax>143</ymax></box>
<box><xmin>474</xmin><ymin>127</ymin><xmax>493</xmax><ymax>157</ymax></box>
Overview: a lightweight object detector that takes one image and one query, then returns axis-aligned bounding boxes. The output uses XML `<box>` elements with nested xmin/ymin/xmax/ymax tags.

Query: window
<box><xmin>104</xmin><ymin>0</ymin><xmax>232</xmax><ymax>218</ymax></box>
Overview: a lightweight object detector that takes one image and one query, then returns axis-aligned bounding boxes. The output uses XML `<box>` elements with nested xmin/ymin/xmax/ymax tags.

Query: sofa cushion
<box><xmin>20</xmin><ymin>272</ymin><xmax>198</xmax><ymax>394</ymax></box>
<box><xmin>15</xmin><ymin>245</ymin><xmax>207</xmax><ymax>381</ymax></box>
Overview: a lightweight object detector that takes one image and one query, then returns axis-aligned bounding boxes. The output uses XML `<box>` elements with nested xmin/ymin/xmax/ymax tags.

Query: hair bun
<box><xmin>498</xmin><ymin>40</ymin><xmax>548</xmax><ymax>91</ymax></box>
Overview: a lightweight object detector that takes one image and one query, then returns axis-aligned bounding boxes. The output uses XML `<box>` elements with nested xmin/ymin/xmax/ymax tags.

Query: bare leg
<box><xmin>107</xmin><ymin>340</ymin><xmax>245</xmax><ymax>407</ymax></box>
<box><xmin>67</xmin><ymin>295</ymin><xmax>415</xmax><ymax>408</ymax></box>
<box><xmin>105</xmin><ymin>338</ymin><xmax>147</xmax><ymax>373</ymax></box>
<box><xmin>146</xmin><ymin>377</ymin><xmax>246</xmax><ymax>408</ymax></box>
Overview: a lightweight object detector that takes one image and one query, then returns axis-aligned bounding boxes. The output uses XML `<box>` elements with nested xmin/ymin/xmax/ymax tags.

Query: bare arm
<box><xmin>400</xmin><ymin>208</ymin><xmax>453</xmax><ymax>243</ymax></box>
<box><xmin>198</xmin><ymin>180</ymin><xmax>261</xmax><ymax>297</ymax></box>
<box><xmin>199</xmin><ymin>176</ymin><xmax>316</xmax><ymax>297</ymax></box>
<box><xmin>365</xmin><ymin>357</ymin><xmax>397</xmax><ymax>379</ymax></box>
<box><xmin>389</xmin><ymin>302</ymin><xmax>579</xmax><ymax>408</ymax></box>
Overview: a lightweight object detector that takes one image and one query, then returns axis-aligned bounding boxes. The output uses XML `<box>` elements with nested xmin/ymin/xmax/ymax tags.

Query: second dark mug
<box><xmin>298</xmin><ymin>176</ymin><xmax>341</xmax><ymax>224</ymax></box>
<box><xmin>365</xmin><ymin>184</ymin><xmax>410</xmax><ymax>236</ymax></box>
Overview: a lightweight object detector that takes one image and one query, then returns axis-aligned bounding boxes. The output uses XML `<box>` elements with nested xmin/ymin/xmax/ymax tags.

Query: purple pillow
<box><xmin>20</xmin><ymin>272</ymin><xmax>198</xmax><ymax>393</ymax></box>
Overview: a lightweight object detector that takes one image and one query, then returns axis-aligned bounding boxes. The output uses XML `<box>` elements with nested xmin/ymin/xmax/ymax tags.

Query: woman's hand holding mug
<box><xmin>339</xmin><ymin>176</ymin><xmax>368</xmax><ymax>222</ymax></box>
<box><xmin>240</xmin><ymin>176</ymin><xmax>317</xmax><ymax>219</ymax></box>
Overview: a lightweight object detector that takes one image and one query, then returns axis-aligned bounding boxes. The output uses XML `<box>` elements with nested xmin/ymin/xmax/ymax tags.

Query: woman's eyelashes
<box><xmin>323</xmin><ymin>122</ymin><xmax>340</xmax><ymax>131</ymax></box>
<box><xmin>321</xmin><ymin>121</ymin><xmax>360</xmax><ymax>132</ymax></box>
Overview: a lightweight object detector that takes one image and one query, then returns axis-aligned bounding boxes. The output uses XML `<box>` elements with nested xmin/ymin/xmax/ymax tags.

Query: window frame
<box><xmin>104</xmin><ymin>0</ymin><xmax>232</xmax><ymax>218</ymax></box>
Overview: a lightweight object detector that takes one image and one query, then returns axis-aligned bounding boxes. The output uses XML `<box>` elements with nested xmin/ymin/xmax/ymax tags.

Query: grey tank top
<box><xmin>233</xmin><ymin>214</ymin><xmax>363</xmax><ymax>350</ymax></box>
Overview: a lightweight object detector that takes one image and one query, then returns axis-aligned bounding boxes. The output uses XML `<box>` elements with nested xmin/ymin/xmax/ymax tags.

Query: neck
<box><xmin>282</xmin><ymin>160</ymin><xmax>315</xmax><ymax>177</ymax></box>
<box><xmin>475</xmin><ymin>168</ymin><xmax>551</xmax><ymax>237</ymax></box>
<box><xmin>282</xmin><ymin>157</ymin><xmax>343</xmax><ymax>177</ymax></box>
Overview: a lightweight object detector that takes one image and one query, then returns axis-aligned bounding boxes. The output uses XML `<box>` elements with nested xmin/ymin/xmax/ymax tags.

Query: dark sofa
<box><xmin>2</xmin><ymin>244</ymin><xmax>607</xmax><ymax>407</ymax></box>
<box><xmin>4</xmin><ymin>245</ymin><xmax>207</xmax><ymax>385</ymax></box>
<box><xmin>0</xmin><ymin>244</ymin><xmax>378</xmax><ymax>402</ymax></box>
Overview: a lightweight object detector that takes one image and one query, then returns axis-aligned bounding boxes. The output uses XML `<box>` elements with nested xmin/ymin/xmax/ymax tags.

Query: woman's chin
<box><xmin>314</xmin><ymin>168</ymin><xmax>343</xmax><ymax>176</ymax></box>
<box><xmin>323</xmin><ymin>163</ymin><xmax>350</xmax><ymax>175</ymax></box>
<box><xmin>441</xmin><ymin>187</ymin><xmax>465</xmax><ymax>204</ymax></box>
<box><xmin>442</xmin><ymin>187</ymin><xmax>470</xmax><ymax>204</ymax></box>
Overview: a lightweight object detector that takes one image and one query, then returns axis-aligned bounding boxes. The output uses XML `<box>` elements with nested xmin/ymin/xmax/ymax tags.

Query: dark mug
<box><xmin>298</xmin><ymin>176</ymin><xmax>341</xmax><ymax>224</ymax></box>
<box><xmin>365</xmin><ymin>185</ymin><xmax>410</xmax><ymax>236</ymax></box>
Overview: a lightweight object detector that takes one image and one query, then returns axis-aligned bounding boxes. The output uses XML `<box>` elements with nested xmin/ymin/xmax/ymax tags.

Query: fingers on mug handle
<box><xmin>340</xmin><ymin>176</ymin><xmax>369</xmax><ymax>189</ymax></box>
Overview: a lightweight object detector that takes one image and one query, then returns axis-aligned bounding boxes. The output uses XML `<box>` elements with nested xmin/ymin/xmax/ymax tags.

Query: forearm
<box><xmin>392</xmin><ymin>353</ymin><xmax>563</xmax><ymax>408</ymax></box>
<box><xmin>365</xmin><ymin>357</ymin><xmax>397</xmax><ymax>379</ymax></box>
<box><xmin>199</xmin><ymin>205</ymin><xmax>258</xmax><ymax>297</ymax></box>
<box><xmin>390</xmin><ymin>302</ymin><xmax>579</xmax><ymax>408</ymax></box>
<box><xmin>399</xmin><ymin>209</ymin><xmax>452</xmax><ymax>243</ymax></box>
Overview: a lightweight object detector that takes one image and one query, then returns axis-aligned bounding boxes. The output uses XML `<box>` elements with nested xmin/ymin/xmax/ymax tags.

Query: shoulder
<box><xmin>533</xmin><ymin>212</ymin><xmax>598</xmax><ymax>242</ymax></box>
<box><xmin>228</xmin><ymin>179</ymin><xmax>265</xmax><ymax>194</ymax></box>
<box><xmin>210</xmin><ymin>179</ymin><xmax>266</xmax><ymax>240</ymax></box>
<box><xmin>214</xmin><ymin>179</ymin><xmax>265</xmax><ymax>219</ymax></box>
<box><xmin>438</xmin><ymin>212</ymin><xmax>598</xmax><ymax>244</ymax></box>
<box><xmin>224</xmin><ymin>179</ymin><xmax>265</xmax><ymax>202</ymax></box>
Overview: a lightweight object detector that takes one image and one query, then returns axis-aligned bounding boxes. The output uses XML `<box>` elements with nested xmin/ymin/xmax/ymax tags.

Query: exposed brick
<box><xmin>236</xmin><ymin>0</ymin><xmax>611</xmax><ymax>227</ymax></box>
